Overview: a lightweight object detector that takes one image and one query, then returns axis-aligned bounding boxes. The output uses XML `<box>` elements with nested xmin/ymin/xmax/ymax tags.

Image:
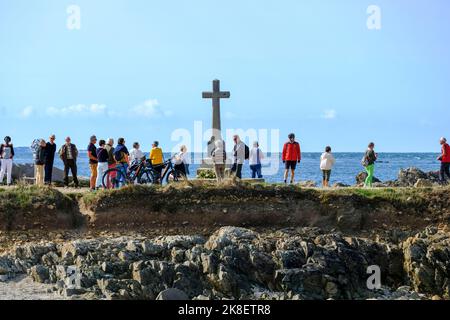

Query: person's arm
<box><xmin>0</xmin><ymin>145</ymin><xmax>3</xmax><ymax>159</ymax></box>
<box><xmin>87</xmin><ymin>147</ymin><xmax>97</xmax><ymax>161</ymax></box>
<box><xmin>74</xmin><ymin>145</ymin><xmax>79</xmax><ymax>158</ymax></box>
<box><xmin>10</xmin><ymin>145</ymin><xmax>14</xmax><ymax>159</ymax></box>
<box><xmin>297</xmin><ymin>143</ymin><xmax>301</xmax><ymax>162</ymax></box>
<box><xmin>282</xmin><ymin>143</ymin><xmax>287</xmax><ymax>162</ymax></box>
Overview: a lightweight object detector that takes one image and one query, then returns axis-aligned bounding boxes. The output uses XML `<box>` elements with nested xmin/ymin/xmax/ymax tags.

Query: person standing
<box><xmin>59</xmin><ymin>137</ymin><xmax>79</xmax><ymax>188</ymax></box>
<box><xmin>362</xmin><ymin>142</ymin><xmax>377</xmax><ymax>187</ymax></box>
<box><xmin>35</xmin><ymin>139</ymin><xmax>47</xmax><ymax>186</ymax></box>
<box><xmin>114</xmin><ymin>138</ymin><xmax>130</xmax><ymax>186</ymax></box>
<box><xmin>249</xmin><ymin>141</ymin><xmax>264</xmax><ymax>179</ymax></box>
<box><xmin>44</xmin><ymin>134</ymin><xmax>57</xmax><ymax>185</ymax></box>
<box><xmin>96</xmin><ymin>140</ymin><xmax>109</xmax><ymax>189</ymax></box>
<box><xmin>87</xmin><ymin>135</ymin><xmax>98</xmax><ymax>191</ymax></box>
<box><xmin>438</xmin><ymin>137</ymin><xmax>450</xmax><ymax>184</ymax></box>
<box><xmin>105</xmin><ymin>138</ymin><xmax>116</xmax><ymax>188</ymax></box>
<box><xmin>0</xmin><ymin>136</ymin><xmax>14</xmax><ymax>186</ymax></box>
<box><xmin>130</xmin><ymin>142</ymin><xmax>144</xmax><ymax>163</ymax></box>
<box><xmin>212</xmin><ymin>140</ymin><xmax>226</xmax><ymax>183</ymax></box>
<box><xmin>282</xmin><ymin>133</ymin><xmax>301</xmax><ymax>184</ymax></box>
<box><xmin>231</xmin><ymin>135</ymin><xmax>246</xmax><ymax>179</ymax></box>
<box><xmin>173</xmin><ymin>145</ymin><xmax>190</xmax><ymax>178</ymax></box>
<box><xmin>320</xmin><ymin>146</ymin><xmax>336</xmax><ymax>188</ymax></box>
<box><xmin>149</xmin><ymin>141</ymin><xmax>164</xmax><ymax>181</ymax></box>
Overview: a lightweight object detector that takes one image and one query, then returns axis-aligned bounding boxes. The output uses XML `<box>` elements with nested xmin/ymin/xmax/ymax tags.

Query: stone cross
<box><xmin>202</xmin><ymin>79</ymin><xmax>230</xmax><ymax>136</ymax></box>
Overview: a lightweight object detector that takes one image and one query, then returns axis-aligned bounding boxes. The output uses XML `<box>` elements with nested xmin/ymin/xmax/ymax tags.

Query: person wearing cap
<box><xmin>231</xmin><ymin>135</ymin><xmax>246</xmax><ymax>179</ymax></box>
<box><xmin>282</xmin><ymin>133</ymin><xmax>301</xmax><ymax>184</ymax></box>
<box><xmin>44</xmin><ymin>134</ymin><xmax>57</xmax><ymax>185</ymax></box>
<box><xmin>149</xmin><ymin>141</ymin><xmax>164</xmax><ymax>181</ymax></box>
<box><xmin>0</xmin><ymin>136</ymin><xmax>15</xmax><ymax>186</ymax></box>
<box><xmin>59</xmin><ymin>136</ymin><xmax>79</xmax><ymax>188</ymax></box>
<box><xmin>87</xmin><ymin>135</ymin><xmax>98</xmax><ymax>191</ymax></box>
<box><xmin>438</xmin><ymin>137</ymin><xmax>450</xmax><ymax>183</ymax></box>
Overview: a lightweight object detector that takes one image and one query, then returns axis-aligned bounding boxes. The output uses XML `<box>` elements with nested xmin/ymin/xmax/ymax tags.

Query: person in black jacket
<box><xmin>35</xmin><ymin>139</ymin><xmax>47</xmax><ymax>186</ymax></box>
<box><xmin>44</xmin><ymin>134</ymin><xmax>57</xmax><ymax>185</ymax></box>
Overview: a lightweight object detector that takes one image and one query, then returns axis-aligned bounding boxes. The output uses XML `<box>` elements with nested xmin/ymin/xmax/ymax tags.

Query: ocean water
<box><xmin>11</xmin><ymin>147</ymin><xmax>440</xmax><ymax>185</ymax></box>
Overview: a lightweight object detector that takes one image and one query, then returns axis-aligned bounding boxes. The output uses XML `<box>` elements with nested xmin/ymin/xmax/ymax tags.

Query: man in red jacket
<box><xmin>282</xmin><ymin>133</ymin><xmax>301</xmax><ymax>184</ymax></box>
<box><xmin>438</xmin><ymin>137</ymin><xmax>450</xmax><ymax>183</ymax></box>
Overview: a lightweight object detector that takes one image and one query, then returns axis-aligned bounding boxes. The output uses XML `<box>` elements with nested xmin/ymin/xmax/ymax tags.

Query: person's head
<box><xmin>40</xmin><ymin>139</ymin><xmax>46</xmax><ymax>147</ymax></box>
<box><xmin>368</xmin><ymin>142</ymin><xmax>375</xmax><ymax>150</ymax></box>
<box><xmin>49</xmin><ymin>134</ymin><xmax>56</xmax><ymax>143</ymax></box>
<box><xmin>99</xmin><ymin>139</ymin><xmax>106</xmax><ymax>147</ymax></box>
<box><xmin>180</xmin><ymin>145</ymin><xmax>187</xmax><ymax>153</ymax></box>
<box><xmin>325</xmin><ymin>146</ymin><xmax>332</xmax><ymax>153</ymax></box>
<box><xmin>233</xmin><ymin>135</ymin><xmax>240</xmax><ymax>144</ymax></box>
<box><xmin>65</xmin><ymin>137</ymin><xmax>71</xmax><ymax>144</ymax></box>
<box><xmin>133</xmin><ymin>142</ymin><xmax>140</xmax><ymax>149</ymax></box>
<box><xmin>440</xmin><ymin>137</ymin><xmax>447</xmax><ymax>145</ymax></box>
<box><xmin>253</xmin><ymin>141</ymin><xmax>259</xmax><ymax>148</ymax></box>
<box><xmin>90</xmin><ymin>135</ymin><xmax>97</xmax><ymax>144</ymax></box>
<box><xmin>4</xmin><ymin>136</ymin><xmax>11</xmax><ymax>144</ymax></box>
<box><xmin>107</xmin><ymin>138</ymin><xmax>114</xmax><ymax>146</ymax></box>
<box><xmin>152</xmin><ymin>141</ymin><xmax>159</xmax><ymax>148</ymax></box>
<box><xmin>288</xmin><ymin>133</ymin><xmax>295</xmax><ymax>142</ymax></box>
<box><xmin>215</xmin><ymin>140</ymin><xmax>224</xmax><ymax>148</ymax></box>
<box><xmin>118</xmin><ymin>137</ymin><xmax>125</xmax><ymax>145</ymax></box>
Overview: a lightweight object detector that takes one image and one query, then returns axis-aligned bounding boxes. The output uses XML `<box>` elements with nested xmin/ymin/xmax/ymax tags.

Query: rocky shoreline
<box><xmin>0</xmin><ymin>226</ymin><xmax>448</xmax><ymax>300</ymax></box>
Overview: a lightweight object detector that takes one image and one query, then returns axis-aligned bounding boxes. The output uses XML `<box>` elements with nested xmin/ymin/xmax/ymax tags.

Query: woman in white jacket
<box><xmin>320</xmin><ymin>146</ymin><xmax>336</xmax><ymax>188</ymax></box>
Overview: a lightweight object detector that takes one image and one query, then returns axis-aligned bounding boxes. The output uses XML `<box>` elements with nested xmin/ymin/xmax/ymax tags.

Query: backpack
<box><xmin>244</xmin><ymin>144</ymin><xmax>250</xmax><ymax>160</ymax></box>
<box><xmin>114</xmin><ymin>150</ymin><xmax>124</xmax><ymax>162</ymax></box>
<box><xmin>361</xmin><ymin>155</ymin><xmax>369</xmax><ymax>167</ymax></box>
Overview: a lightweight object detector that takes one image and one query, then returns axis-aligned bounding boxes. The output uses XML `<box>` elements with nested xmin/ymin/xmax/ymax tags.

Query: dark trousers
<box><xmin>64</xmin><ymin>159</ymin><xmax>79</xmax><ymax>187</ymax></box>
<box><xmin>250</xmin><ymin>164</ymin><xmax>262</xmax><ymax>179</ymax></box>
<box><xmin>440</xmin><ymin>162</ymin><xmax>450</xmax><ymax>182</ymax></box>
<box><xmin>44</xmin><ymin>160</ymin><xmax>54</xmax><ymax>183</ymax></box>
<box><xmin>231</xmin><ymin>163</ymin><xmax>243</xmax><ymax>179</ymax></box>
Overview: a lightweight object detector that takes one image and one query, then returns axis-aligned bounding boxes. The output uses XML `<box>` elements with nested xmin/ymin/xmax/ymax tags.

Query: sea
<box><xmin>11</xmin><ymin>147</ymin><xmax>440</xmax><ymax>185</ymax></box>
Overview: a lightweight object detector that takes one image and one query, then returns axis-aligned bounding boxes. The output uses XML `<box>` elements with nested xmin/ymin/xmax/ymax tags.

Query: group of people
<box><xmin>1</xmin><ymin>134</ymin><xmax>450</xmax><ymax>188</ymax></box>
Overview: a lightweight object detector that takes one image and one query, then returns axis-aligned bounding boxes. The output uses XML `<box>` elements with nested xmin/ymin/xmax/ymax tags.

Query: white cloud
<box><xmin>131</xmin><ymin>99</ymin><xmax>172</xmax><ymax>118</ymax></box>
<box><xmin>46</xmin><ymin>104</ymin><xmax>108</xmax><ymax>117</ymax></box>
<box><xmin>20</xmin><ymin>106</ymin><xmax>34</xmax><ymax>118</ymax></box>
<box><xmin>322</xmin><ymin>109</ymin><xmax>337</xmax><ymax>119</ymax></box>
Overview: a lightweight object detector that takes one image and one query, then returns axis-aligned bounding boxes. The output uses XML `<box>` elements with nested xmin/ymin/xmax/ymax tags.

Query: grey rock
<box><xmin>156</xmin><ymin>288</ymin><xmax>189</xmax><ymax>300</ymax></box>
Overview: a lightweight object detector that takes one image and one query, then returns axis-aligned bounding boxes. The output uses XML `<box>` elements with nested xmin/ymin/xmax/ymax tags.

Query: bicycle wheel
<box><xmin>102</xmin><ymin>168</ymin><xmax>126</xmax><ymax>189</ymax></box>
<box><xmin>138</xmin><ymin>169</ymin><xmax>155</xmax><ymax>185</ymax></box>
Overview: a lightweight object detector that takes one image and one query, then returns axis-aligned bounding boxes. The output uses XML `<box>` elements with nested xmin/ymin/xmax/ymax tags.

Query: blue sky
<box><xmin>0</xmin><ymin>0</ymin><xmax>449</xmax><ymax>152</ymax></box>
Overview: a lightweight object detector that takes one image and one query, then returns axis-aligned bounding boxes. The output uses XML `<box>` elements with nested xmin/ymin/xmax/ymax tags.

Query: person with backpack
<box><xmin>44</xmin><ymin>134</ymin><xmax>57</xmax><ymax>185</ymax></box>
<box><xmin>231</xmin><ymin>135</ymin><xmax>248</xmax><ymax>179</ymax></box>
<box><xmin>438</xmin><ymin>137</ymin><xmax>450</xmax><ymax>184</ymax></box>
<box><xmin>59</xmin><ymin>136</ymin><xmax>79</xmax><ymax>188</ymax></box>
<box><xmin>362</xmin><ymin>142</ymin><xmax>377</xmax><ymax>187</ymax></box>
<box><xmin>320</xmin><ymin>146</ymin><xmax>336</xmax><ymax>188</ymax></box>
<box><xmin>249</xmin><ymin>141</ymin><xmax>264</xmax><ymax>179</ymax></box>
<box><xmin>96</xmin><ymin>140</ymin><xmax>109</xmax><ymax>189</ymax></box>
<box><xmin>114</xmin><ymin>138</ymin><xmax>130</xmax><ymax>185</ymax></box>
<box><xmin>212</xmin><ymin>140</ymin><xmax>227</xmax><ymax>183</ymax></box>
<box><xmin>282</xmin><ymin>133</ymin><xmax>301</xmax><ymax>184</ymax></box>
<box><xmin>35</xmin><ymin>139</ymin><xmax>47</xmax><ymax>186</ymax></box>
<box><xmin>0</xmin><ymin>136</ymin><xmax>15</xmax><ymax>186</ymax></box>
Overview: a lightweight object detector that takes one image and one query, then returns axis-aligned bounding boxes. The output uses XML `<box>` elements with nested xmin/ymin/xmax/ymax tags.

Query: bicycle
<box><xmin>145</xmin><ymin>157</ymin><xmax>186</xmax><ymax>185</ymax></box>
<box><xmin>102</xmin><ymin>158</ymin><xmax>155</xmax><ymax>189</ymax></box>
